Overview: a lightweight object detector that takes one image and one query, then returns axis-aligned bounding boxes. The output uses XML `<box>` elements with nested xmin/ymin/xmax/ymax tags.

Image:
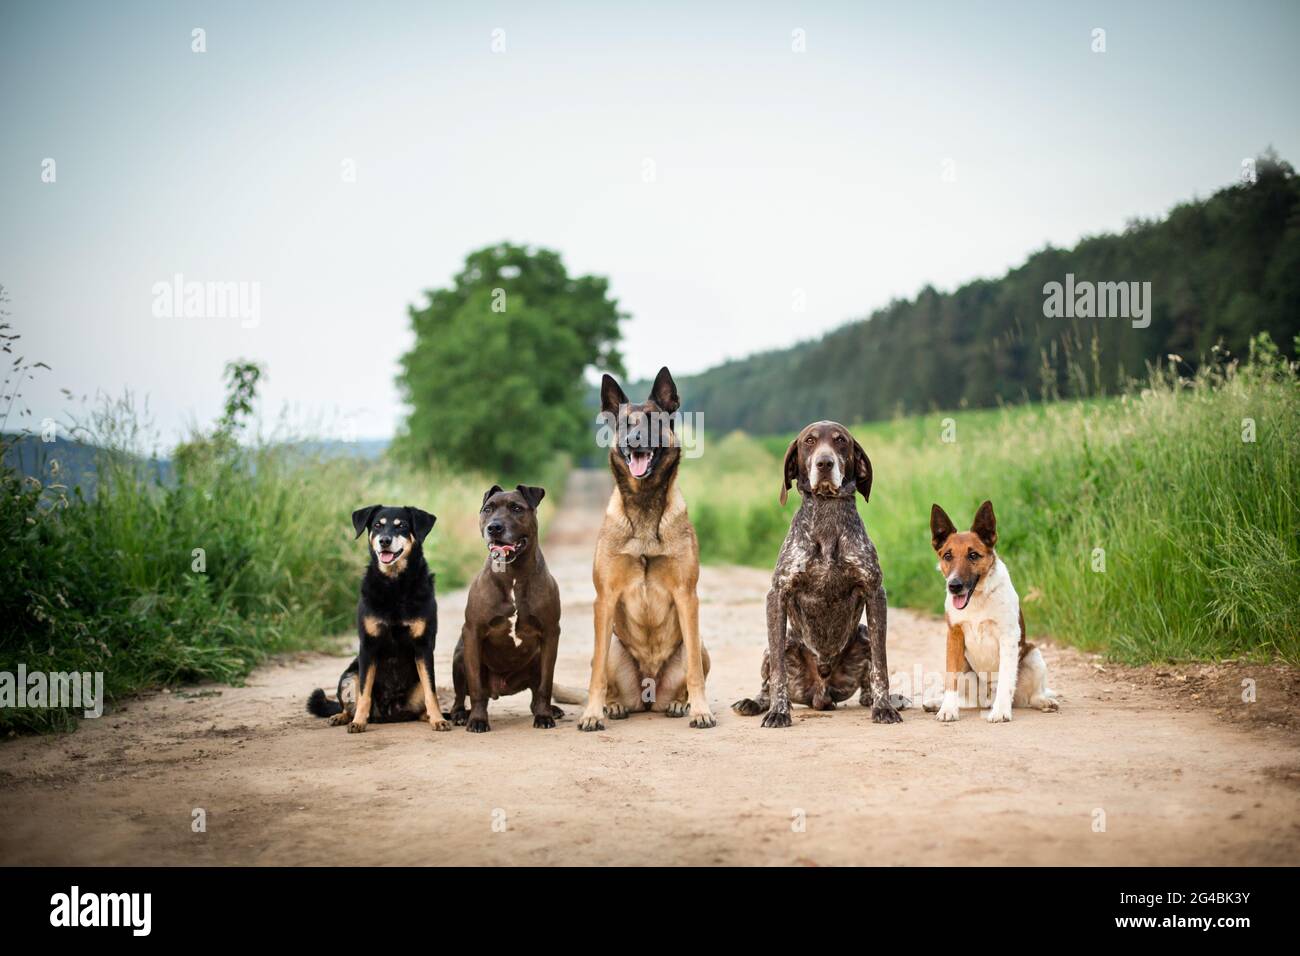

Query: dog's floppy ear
<box><xmin>779</xmin><ymin>439</ymin><xmax>800</xmax><ymax>506</ymax></box>
<box><xmin>481</xmin><ymin>484</ymin><xmax>504</xmax><ymax>508</ymax></box>
<box><xmin>971</xmin><ymin>500</ymin><xmax>997</xmax><ymax>549</ymax></box>
<box><xmin>930</xmin><ymin>504</ymin><xmax>957</xmax><ymax>552</ymax></box>
<box><xmin>516</xmin><ymin>485</ymin><xmax>545</xmax><ymax>509</ymax></box>
<box><xmin>600</xmin><ymin>374</ymin><xmax>629</xmax><ymax>418</ymax></box>
<box><xmin>352</xmin><ymin>505</ymin><xmax>381</xmax><ymax>539</ymax></box>
<box><xmin>407</xmin><ymin>507</ymin><xmax>437</xmax><ymax>545</ymax></box>
<box><xmin>851</xmin><ymin>438</ymin><xmax>873</xmax><ymax>502</ymax></box>
<box><xmin>648</xmin><ymin>366</ymin><xmax>680</xmax><ymax>414</ymax></box>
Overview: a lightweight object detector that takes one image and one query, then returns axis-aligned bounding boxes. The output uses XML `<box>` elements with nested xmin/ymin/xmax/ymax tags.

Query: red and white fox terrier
<box><xmin>925</xmin><ymin>500</ymin><xmax>1059</xmax><ymax>722</ymax></box>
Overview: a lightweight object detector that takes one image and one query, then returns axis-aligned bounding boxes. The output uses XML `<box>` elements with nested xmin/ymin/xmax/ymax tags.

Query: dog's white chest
<box><xmin>961</xmin><ymin>620</ymin><xmax>1004</xmax><ymax>674</ymax></box>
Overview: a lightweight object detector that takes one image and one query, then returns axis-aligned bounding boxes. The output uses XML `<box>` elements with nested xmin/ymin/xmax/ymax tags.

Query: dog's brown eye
<box><xmin>834</xmin><ymin>435</ymin><xmax>845</xmax><ymax>444</ymax></box>
<box><xmin>969</xmin><ymin>551</ymin><xmax>981</xmax><ymax>560</ymax></box>
<box><xmin>804</xmin><ymin>436</ymin><xmax>815</xmax><ymax>444</ymax></box>
<box><xmin>943</xmin><ymin>552</ymin><xmax>952</xmax><ymax>561</ymax></box>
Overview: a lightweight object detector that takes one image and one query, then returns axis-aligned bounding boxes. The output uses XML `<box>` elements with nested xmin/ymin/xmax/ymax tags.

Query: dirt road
<box><xmin>2</xmin><ymin>470</ymin><xmax>1298</xmax><ymax>866</ymax></box>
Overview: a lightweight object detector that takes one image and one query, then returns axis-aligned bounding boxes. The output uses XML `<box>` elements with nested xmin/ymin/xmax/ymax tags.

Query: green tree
<box><xmin>396</xmin><ymin>244</ymin><xmax>624</xmax><ymax>475</ymax></box>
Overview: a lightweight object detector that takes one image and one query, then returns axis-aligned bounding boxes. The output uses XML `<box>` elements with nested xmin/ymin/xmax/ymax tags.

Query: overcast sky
<box><xmin>2</xmin><ymin>0</ymin><xmax>1297</xmax><ymax>447</ymax></box>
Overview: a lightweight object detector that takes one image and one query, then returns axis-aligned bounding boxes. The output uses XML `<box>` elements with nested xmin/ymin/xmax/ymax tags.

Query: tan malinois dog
<box><xmin>578</xmin><ymin>367</ymin><xmax>715</xmax><ymax>730</ymax></box>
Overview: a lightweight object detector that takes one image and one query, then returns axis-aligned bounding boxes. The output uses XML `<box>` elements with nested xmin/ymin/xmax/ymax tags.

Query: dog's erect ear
<box><xmin>971</xmin><ymin>500</ymin><xmax>997</xmax><ymax>549</ymax></box>
<box><xmin>649</xmin><ymin>366</ymin><xmax>680</xmax><ymax>414</ymax></box>
<box><xmin>516</xmin><ymin>485</ymin><xmax>545</xmax><ymax>509</ymax></box>
<box><xmin>407</xmin><ymin>507</ymin><xmax>437</xmax><ymax>544</ymax></box>
<box><xmin>779</xmin><ymin>439</ymin><xmax>800</xmax><ymax>506</ymax></box>
<box><xmin>930</xmin><ymin>504</ymin><xmax>957</xmax><ymax>552</ymax></box>
<box><xmin>851</xmin><ymin>438</ymin><xmax>873</xmax><ymax>502</ymax></box>
<box><xmin>352</xmin><ymin>505</ymin><xmax>381</xmax><ymax>539</ymax></box>
<box><xmin>600</xmin><ymin>374</ymin><xmax>629</xmax><ymax>418</ymax></box>
<box><xmin>481</xmin><ymin>484</ymin><xmax>504</xmax><ymax>508</ymax></box>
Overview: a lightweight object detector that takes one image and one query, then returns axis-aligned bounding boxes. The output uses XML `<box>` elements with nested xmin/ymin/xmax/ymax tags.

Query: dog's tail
<box><xmin>306</xmin><ymin>688</ymin><xmax>343</xmax><ymax>718</ymax></box>
<box><xmin>551</xmin><ymin>683</ymin><xmax>588</xmax><ymax>706</ymax></box>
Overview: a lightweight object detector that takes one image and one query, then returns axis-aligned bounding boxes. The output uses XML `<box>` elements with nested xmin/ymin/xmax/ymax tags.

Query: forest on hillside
<box><xmin>671</xmin><ymin>153</ymin><xmax>1300</xmax><ymax>434</ymax></box>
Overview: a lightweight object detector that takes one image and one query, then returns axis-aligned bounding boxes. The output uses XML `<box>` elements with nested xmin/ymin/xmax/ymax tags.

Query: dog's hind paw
<box><xmin>607</xmin><ymin>702</ymin><xmax>630</xmax><ymax>720</ymax></box>
<box><xmin>577</xmin><ymin>714</ymin><xmax>605</xmax><ymax>732</ymax></box>
<box><xmin>689</xmin><ymin>709</ymin><xmax>717</xmax><ymax>729</ymax></box>
<box><xmin>761</xmin><ymin>708</ymin><xmax>792</xmax><ymax>729</ymax></box>
<box><xmin>327</xmin><ymin>712</ymin><xmax>350</xmax><ymax>726</ymax></box>
<box><xmin>871</xmin><ymin>701</ymin><xmax>903</xmax><ymax>724</ymax></box>
<box><xmin>731</xmin><ymin>698</ymin><xmax>768</xmax><ymax>716</ymax></box>
<box><xmin>663</xmin><ymin>700</ymin><xmax>689</xmax><ymax>718</ymax></box>
<box><xmin>533</xmin><ymin>713</ymin><xmax>556</xmax><ymax>729</ymax></box>
<box><xmin>448</xmin><ymin>708</ymin><xmax>469</xmax><ymax>726</ymax></box>
<box><xmin>1037</xmin><ymin>695</ymin><xmax>1061</xmax><ymax>712</ymax></box>
<box><xmin>550</xmin><ymin>705</ymin><xmax>565</xmax><ymax>719</ymax></box>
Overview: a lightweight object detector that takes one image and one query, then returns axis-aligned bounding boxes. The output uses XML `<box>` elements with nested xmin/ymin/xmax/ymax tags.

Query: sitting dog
<box><xmin>927</xmin><ymin>500</ymin><xmax>1059</xmax><ymax>722</ymax></box>
<box><xmin>450</xmin><ymin>484</ymin><xmax>584</xmax><ymax>731</ymax></box>
<box><xmin>733</xmin><ymin>421</ymin><xmax>903</xmax><ymax>727</ymax></box>
<box><xmin>306</xmin><ymin>504</ymin><xmax>450</xmax><ymax>733</ymax></box>
<box><xmin>578</xmin><ymin>367</ymin><xmax>715</xmax><ymax>730</ymax></box>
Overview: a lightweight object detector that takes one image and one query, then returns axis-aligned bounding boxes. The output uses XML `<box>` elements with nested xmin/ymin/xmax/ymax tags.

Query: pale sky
<box><xmin>2</xmin><ymin>0</ymin><xmax>1297</xmax><ymax>447</ymax></box>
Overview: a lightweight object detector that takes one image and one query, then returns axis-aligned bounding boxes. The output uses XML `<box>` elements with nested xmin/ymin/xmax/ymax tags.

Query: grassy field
<box><xmin>0</xmin><ymin>404</ymin><xmax>567</xmax><ymax>734</ymax></box>
<box><xmin>682</xmin><ymin>337</ymin><xmax>1300</xmax><ymax>665</ymax></box>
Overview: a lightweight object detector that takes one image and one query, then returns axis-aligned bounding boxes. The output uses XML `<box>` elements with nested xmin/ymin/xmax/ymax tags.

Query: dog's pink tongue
<box><xmin>629</xmin><ymin>451</ymin><xmax>651</xmax><ymax>477</ymax></box>
<box><xmin>952</xmin><ymin>592</ymin><xmax>969</xmax><ymax>610</ymax></box>
<box><xmin>379</xmin><ymin>551</ymin><xmax>396</xmax><ymax>564</ymax></box>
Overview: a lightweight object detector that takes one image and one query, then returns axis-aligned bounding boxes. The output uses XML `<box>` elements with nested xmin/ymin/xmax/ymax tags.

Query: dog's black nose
<box><xmin>378</xmin><ymin>535</ymin><xmax>393</xmax><ymax>548</ymax></box>
<box><xmin>947</xmin><ymin>579</ymin><xmax>964</xmax><ymax>594</ymax></box>
<box><xmin>815</xmin><ymin>456</ymin><xmax>834</xmax><ymax>471</ymax></box>
<box><xmin>486</xmin><ymin>521</ymin><xmax>504</xmax><ymax>537</ymax></box>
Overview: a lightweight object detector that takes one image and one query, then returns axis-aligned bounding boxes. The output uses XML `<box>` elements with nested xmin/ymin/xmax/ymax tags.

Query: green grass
<box><xmin>681</xmin><ymin>337</ymin><xmax>1300</xmax><ymax>665</ymax></box>
<box><xmin>0</xmin><ymin>406</ymin><xmax>568</xmax><ymax>734</ymax></box>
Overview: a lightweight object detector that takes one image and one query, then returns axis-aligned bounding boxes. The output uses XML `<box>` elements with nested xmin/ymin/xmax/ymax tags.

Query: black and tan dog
<box><xmin>733</xmin><ymin>421</ymin><xmax>903</xmax><ymax>727</ymax></box>
<box><xmin>450</xmin><ymin>484</ymin><xmax>583</xmax><ymax>732</ymax></box>
<box><xmin>306</xmin><ymin>504</ymin><xmax>450</xmax><ymax>733</ymax></box>
<box><xmin>578</xmin><ymin>367</ymin><xmax>715</xmax><ymax>731</ymax></box>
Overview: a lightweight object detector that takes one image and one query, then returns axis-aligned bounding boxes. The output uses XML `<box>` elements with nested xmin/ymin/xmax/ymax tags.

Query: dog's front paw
<box><xmin>664</xmin><ymin>700</ymin><xmax>689</xmax><ymax>718</ymax></box>
<box><xmin>689</xmin><ymin>707</ymin><xmax>716</xmax><ymax>729</ymax></box>
<box><xmin>577</xmin><ymin>710</ymin><xmax>605</xmax><ymax>732</ymax></box>
<box><xmin>871</xmin><ymin>701</ymin><xmax>903</xmax><ymax>724</ymax></box>
<box><xmin>347</xmin><ymin>720</ymin><xmax>367</xmax><ymax>734</ymax></box>
<box><xmin>533</xmin><ymin>713</ymin><xmax>556</xmax><ymax>729</ymax></box>
<box><xmin>731</xmin><ymin>697</ymin><xmax>768</xmax><ymax>716</ymax></box>
<box><xmin>936</xmin><ymin>700</ymin><xmax>960</xmax><ymax>722</ymax></box>
<box><xmin>550</xmin><ymin>705</ymin><xmax>565</xmax><ymax>719</ymax></box>
<box><xmin>985</xmin><ymin>703</ymin><xmax>1013</xmax><ymax>723</ymax></box>
<box><xmin>466</xmin><ymin>716</ymin><xmax>491</xmax><ymax>733</ymax></box>
<box><xmin>761</xmin><ymin>708</ymin><xmax>792</xmax><ymax>729</ymax></box>
<box><xmin>606</xmin><ymin>701</ymin><xmax>630</xmax><ymax>720</ymax></box>
<box><xmin>430</xmin><ymin>716</ymin><xmax>452</xmax><ymax>732</ymax></box>
<box><xmin>448</xmin><ymin>707</ymin><xmax>469</xmax><ymax>726</ymax></box>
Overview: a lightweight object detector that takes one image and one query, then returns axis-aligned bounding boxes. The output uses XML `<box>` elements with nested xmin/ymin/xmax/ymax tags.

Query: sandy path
<box><xmin>2</xmin><ymin>470</ymin><xmax>1298</xmax><ymax>866</ymax></box>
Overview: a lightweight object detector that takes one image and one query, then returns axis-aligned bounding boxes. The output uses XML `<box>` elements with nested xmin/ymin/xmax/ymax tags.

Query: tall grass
<box><xmin>682</xmin><ymin>336</ymin><xmax>1300</xmax><ymax>664</ymax></box>
<box><xmin>0</xmin><ymin>395</ymin><xmax>567</xmax><ymax>734</ymax></box>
